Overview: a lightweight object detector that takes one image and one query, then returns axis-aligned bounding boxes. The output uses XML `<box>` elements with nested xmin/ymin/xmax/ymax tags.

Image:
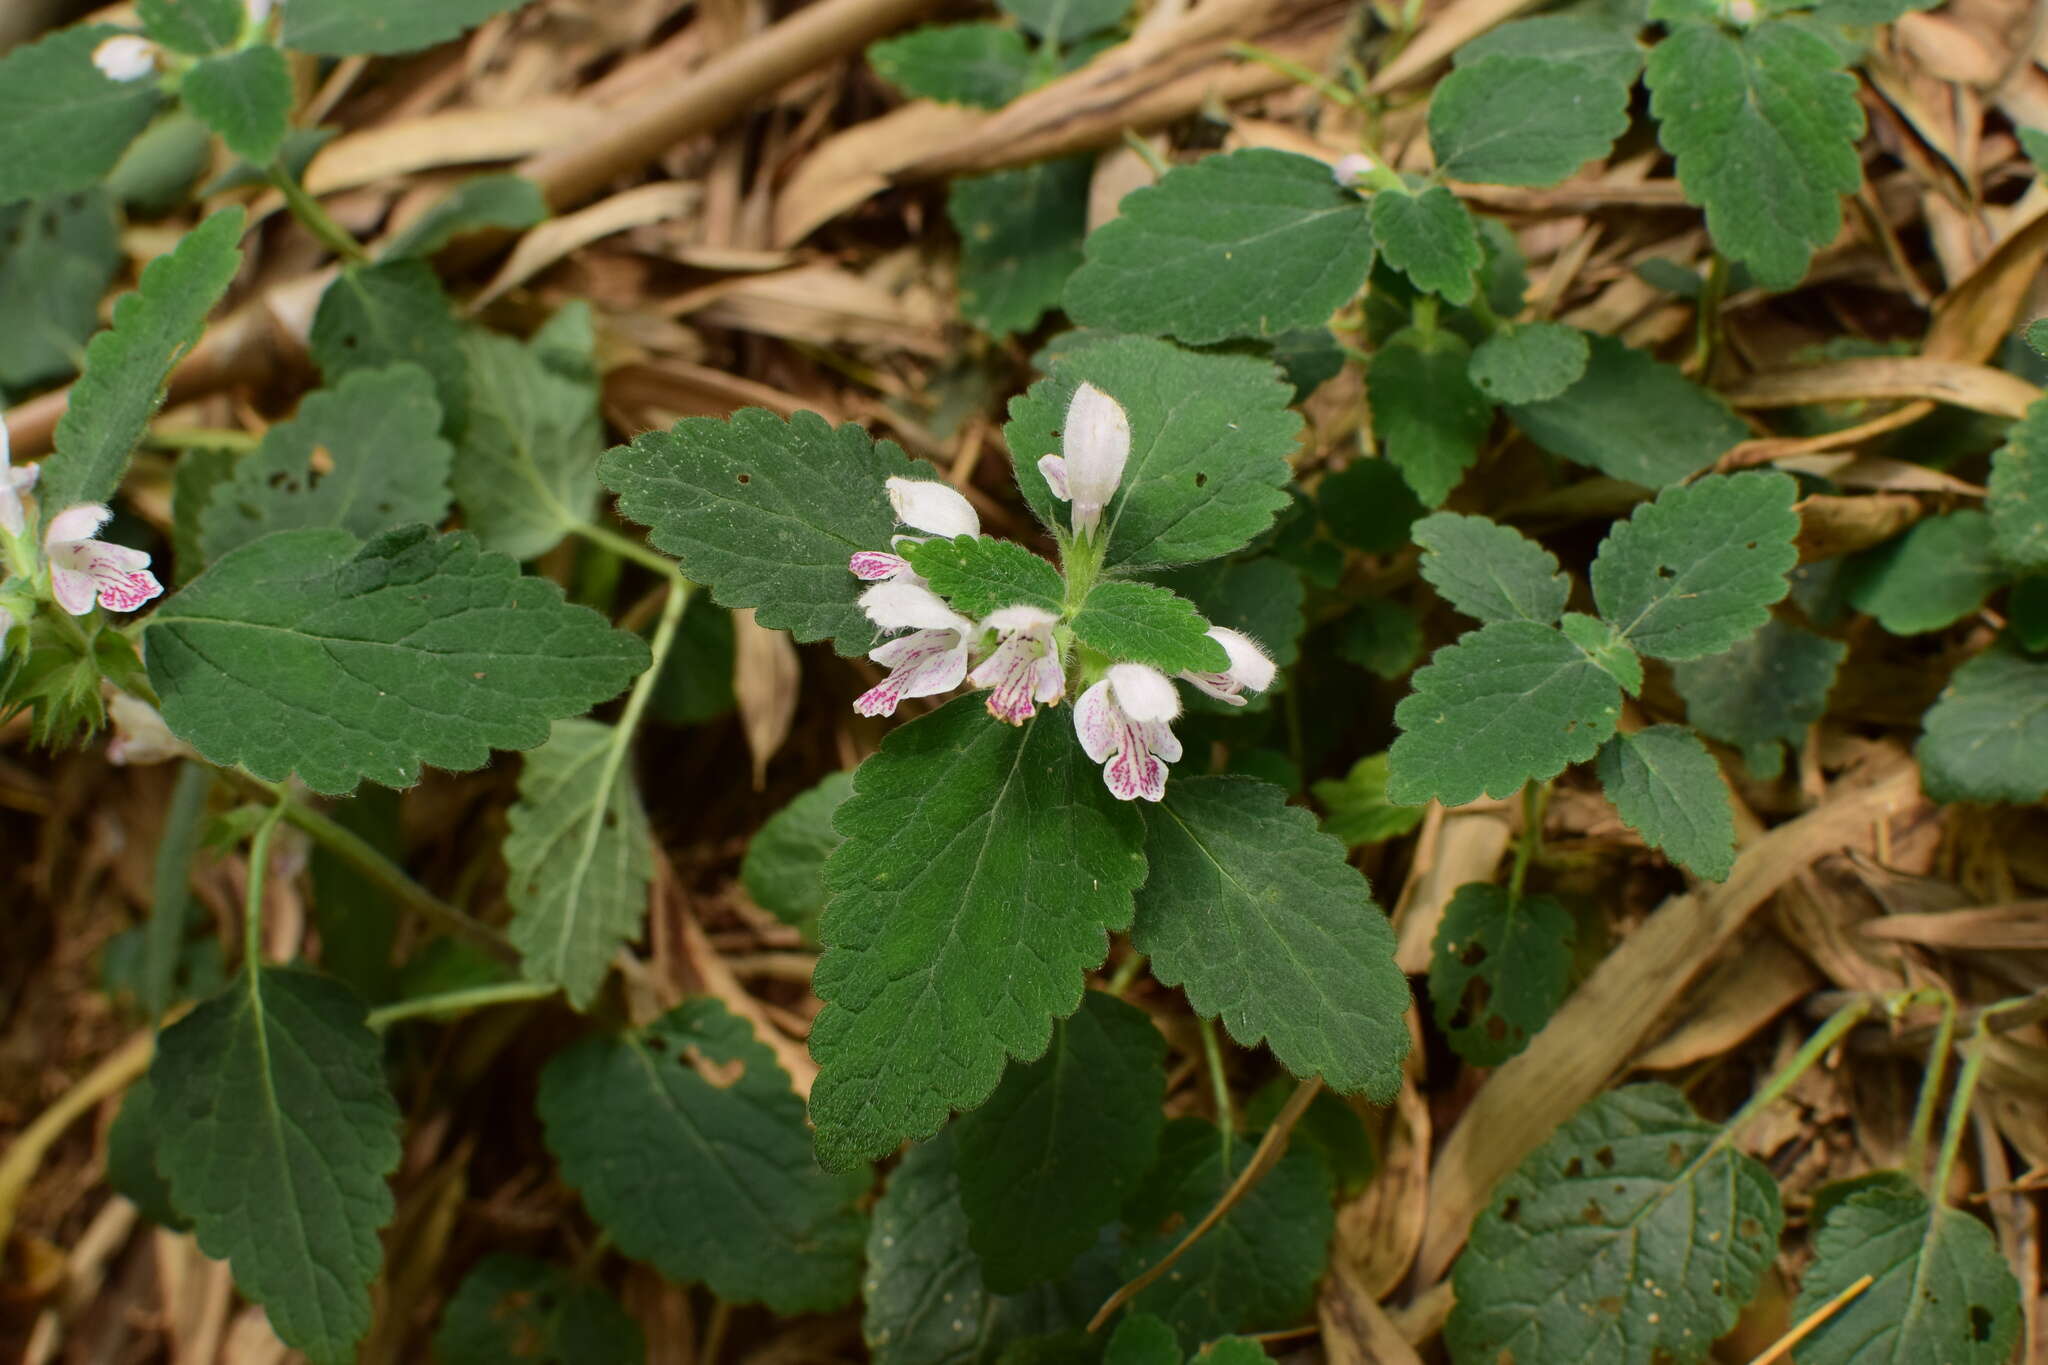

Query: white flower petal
<box><xmin>1038</xmin><ymin>455</ymin><xmax>1070</xmax><ymax>502</ymax></box>
<box><xmin>1210</xmin><ymin>627</ymin><xmax>1277</xmax><ymax>692</ymax></box>
<box><xmin>1062</xmin><ymin>383</ymin><xmax>1130</xmax><ymax>535</ymax></box>
<box><xmin>1103</xmin><ymin>746</ymin><xmax>1167</xmax><ymax>802</ymax></box>
<box><xmin>1107</xmin><ymin>662</ymin><xmax>1180</xmax><ymax>723</ymax></box>
<box><xmin>1073</xmin><ymin>681</ymin><xmax>1120</xmax><ymax>763</ymax></box>
<box><xmin>1331</xmin><ymin>152</ymin><xmax>1376</xmax><ymax>187</ymax></box>
<box><xmin>49</xmin><ymin>565</ymin><xmax>98</xmax><ymax>616</ymax></box>
<box><xmin>860</xmin><ymin>580</ymin><xmax>972</xmax><ymax>634</ymax></box>
<box><xmin>45</xmin><ymin>503</ymin><xmax>112</xmax><ymax>547</ymax></box>
<box><xmin>93</xmin><ymin>35</ymin><xmax>158</xmax><ymax>81</ymax></box>
<box><xmin>887</xmin><ymin>477</ymin><xmax>980</xmax><ymax>539</ymax></box>
<box><xmin>982</xmin><ymin>604</ymin><xmax>1058</xmax><ymax>634</ymax></box>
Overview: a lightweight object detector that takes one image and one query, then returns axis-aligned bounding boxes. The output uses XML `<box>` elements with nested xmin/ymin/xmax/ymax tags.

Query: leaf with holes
<box><xmin>1447</xmin><ymin>1084</ymin><xmax>1783</xmax><ymax>1365</ymax></box>
<box><xmin>1672</xmin><ymin>618</ymin><xmax>1844</xmax><ymax>779</ymax></box>
<box><xmin>1370</xmin><ymin>185</ymin><xmax>1481</xmax><ymax>304</ymax></box>
<box><xmin>951</xmin><ymin>158</ymin><xmax>1093</xmax><ymax>337</ymax></box>
<box><xmin>540</xmin><ymin>998</ymin><xmax>869</xmax><ymax>1312</ymax></box>
<box><xmin>1917</xmin><ymin>645</ymin><xmax>2048</xmax><ymax>805</ymax></box>
<box><xmin>1072</xmin><ymin>581</ymin><xmax>1227</xmax><ymax>674</ymax></box>
<box><xmin>434</xmin><ymin>1256</ymin><xmax>644</xmax><ymax>1365</ymax></box>
<box><xmin>1505</xmin><ymin>334</ymin><xmax>1747</xmax><ymax>486</ymax></box>
<box><xmin>1370</xmin><ymin>328</ymin><xmax>1493</xmax><ymax>506</ymax></box>
<box><xmin>868</xmin><ymin>24</ymin><xmax>1033</xmax><ymax>107</ymax></box>
<box><xmin>1414</xmin><ymin>512</ymin><xmax>1569</xmax><ymax>626</ymax></box>
<box><xmin>1595</xmin><ymin>725</ymin><xmax>1736</xmax><ymax>881</ymax></box>
<box><xmin>1428</xmin><ymin>883</ymin><xmax>1574</xmax><ymax>1066</ymax></box>
<box><xmin>309</xmin><ymin>261</ymin><xmax>468</xmax><ymax>428</ymax></box>
<box><xmin>0</xmin><ymin>26</ymin><xmax>163</xmax><ymax>203</ymax></box>
<box><xmin>910</xmin><ymin>536</ymin><xmax>1066</xmax><ymax>617</ymax></box>
<box><xmin>1429</xmin><ymin>54</ymin><xmax>1632</xmax><ymax>187</ymax></box>
<box><xmin>0</xmin><ymin>189</ymin><xmax>124</xmax><ymax>393</ymax></box>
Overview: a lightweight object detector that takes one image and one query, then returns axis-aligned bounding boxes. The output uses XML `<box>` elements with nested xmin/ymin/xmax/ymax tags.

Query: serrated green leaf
<box><xmin>1447</xmin><ymin>1083</ymin><xmax>1782</xmax><ymax>1365</ymax></box>
<box><xmin>1428</xmin><ymin>883</ymin><xmax>1573</xmax><ymax>1066</ymax></box>
<box><xmin>1595</xmin><ymin>725</ymin><xmax>1735</xmax><ymax>879</ymax></box>
<box><xmin>198</xmin><ymin>365</ymin><xmax>452</xmax><ymax>561</ymax></box>
<box><xmin>145</xmin><ymin>526</ymin><xmax>648</xmax><ymax>795</ymax></box>
<box><xmin>603</xmin><ymin>409</ymin><xmax>938</xmax><ymax>655</ymax></box>
<box><xmin>1453</xmin><ymin>15</ymin><xmax>1646</xmax><ymax>86</ymax></box>
<box><xmin>503</xmin><ymin>718</ymin><xmax>651</xmax><ymax>1009</ymax></box>
<box><xmin>1317</xmin><ymin>459</ymin><xmax>1424</xmax><ymax>554</ymax></box>
<box><xmin>810</xmin><ymin>699</ymin><xmax>1148</xmax><ymax>1170</ymax></box>
<box><xmin>139</xmin><ymin>0</ymin><xmax>246</xmax><ymax>53</ymax></box>
<box><xmin>42</xmin><ymin>207</ymin><xmax>244</xmax><ymax>519</ymax></box>
<box><xmin>870</xmin><ymin>24</ymin><xmax>1034</xmax><ymax>108</ymax></box>
<box><xmin>1506</xmin><ymin>333</ymin><xmax>1747</xmax><ymax>484</ymax></box>
<box><xmin>1467</xmin><ymin>321</ymin><xmax>1589</xmax><ymax>404</ymax></box>
<box><xmin>742</xmin><ymin>770</ymin><xmax>854</xmax><ymax>940</ymax></box>
<box><xmin>2028</xmin><ymin>316</ymin><xmax>2048</xmax><ymax>357</ymax></box>
<box><xmin>1105</xmin><ymin>1315</ymin><xmax>1180</xmax><ymax>1365</ymax></box>
<box><xmin>1844</xmin><ymin>511</ymin><xmax>2009</xmax><ymax>636</ymax></box>
<box><xmin>452</xmin><ymin>306</ymin><xmax>603</xmax><ymax>559</ymax></box>
<box><xmin>1790</xmin><ymin>1180</ymin><xmax>2021</xmax><ymax>1365</ymax></box>
<box><xmin>182</xmin><ymin>45</ymin><xmax>292</xmax><ymax>165</ymax></box>
<box><xmin>1312</xmin><ymin>752</ymin><xmax>1427</xmax><ymax>849</ymax></box>
<box><xmin>309</xmin><ymin>260</ymin><xmax>468</xmax><ymax>428</ymax></box>
<box><xmin>957</xmin><ymin>991</ymin><xmax>1166</xmax><ymax>1292</ymax></box>
<box><xmin>951</xmin><ymin>157</ymin><xmax>1092</xmax><ymax>337</ymax></box>
<box><xmin>434</xmin><ymin>1255</ymin><xmax>643</xmax><ymax>1365</ymax></box>
<box><xmin>1155</xmin><ymin>556</ymin><xmax>1305</xmax><ymax>671</ymax></box>
<box><xmin>170</xmin><ymin>445</ymin><xmax>236</xmax><ymax>583</ymax></box>
<box><xmin>1989</xmin><ymin>397</ymin><xmax>2048</xmax><ymax>570</ymax></box>
<box><xmin>283</xmin><ymin>0</ymin><xmax>535</xmax><ymax>55</ymax></box>
<box><xmin>1413</xmin><ymin>512</ymin><xmax>1569</xmax><ymax>625</ymax></box>
<box><xmin>0</xmin><ymin>189</ymin><xmax>123</xmax><ymax>393</ymax></box>
<box><xmin>911</xmin><ymin>536</ymin><xmax>1067</xmax><ymax>617</ymax></box>
<box><xmin>1064</xmin><ymin>149</ymin><xmax>1375</xmax><ymax>345</ymax></box>
<box><xmin>1645</xmin><ymin>21</ymin><xmax>1863</xmax><ymax>289</ymax></box>
<box><xmin>1371</xmin><ymin>327</ymin><xmax>1492</xmax><ymax>506</ymax></box>
<box><xmin>383</xmin><ymin>172</ymin><xmax>547</xmax><ymax>260</ymax></box>
<box><xmin>2011</xmin><ymin>575</ymin><xmax>2048</xmax><ymax>651</ymax></box>
<box><xmin>0</xmin><ymin>26</ymin><xmax>163</xmax><ymax>203</ymax></box>
<box><xmin>1672</xmin><ymin>617</ymin><xmax>1843</xmax><ymax>779</ymax></box>
<box><xmin>1337</xmin><ymin>599</ymin><xmax>1422</xmax><ymax>679</ymax></box>
<box><xmin>1370</xmin><ymin>185</ymin><xmax>1481</xmax><ymax>304</ymax></box>
<box><xmin>541</xmin><ymin>998</ymin><xmax>867</xmax><ymax>1311</ymax></box>
<box><xmin>1001</xmin><ymin>0</ymin><xmax>1130</xmax><ymax>41</ymax></box>
<box><xmin>866</xmin><ymin>1130</ymin><xmax>1123</xmax><ymax>1365</ymax></box>
<box><xmin>151</xmin><ymin>968</ymin><xmax>401</xmax><ymax>1365</ymax></box>
<box><xmin>1133</xmin><ymin>776</ymin><xmax>1410</xmax><ymax>1098</ymax></box>
<box><xmin>1917</xmin><ymin>645</ymin><xmax>2048</xmax><ymax>804</ymax></box>
<box><xmin>1389</xmin><ymin>620</ymin><xmax>1623</xmax><ymax>806</ymax></box>
<box><xmin>1072</xmin><ymin>581</ymin><xmax>1227</xmax><ymax>673</ymax></box>
<box><xmin>1123</xmin><ymin>1118</ymin><xmax>1333</xmax><ymax>1347</ymax></box>
<box><xmin>1592</xmin><ymin>472</ymin><xmax>1800</xmax><ymax>660</ymax></box>
<box><xmin>1429</xmin><ymin>54</ymin><xmax>1631</xmax><ymax>187</ymax></box>
<box><xmin>1007</xmin><ymin>336</ymin><xmax>1299</xmax><ymax>569</ymax></box>
<box><xmin>108</xmin><ymin>1075</ymin><xmax>189</xmax><ymax>1230</ymax></box>
<box><xmin>1560</xmin><ymin>611</ymin><xmax>1643</xmax><ymax>693</ymax></box>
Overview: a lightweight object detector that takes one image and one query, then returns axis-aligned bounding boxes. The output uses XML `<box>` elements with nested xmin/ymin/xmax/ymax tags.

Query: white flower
<box><xmin>853</xmin><ymin>580</ymin><xmax>975</xmax><ymax>717</ymax></box>
<box><xmin>970</xmin><ymin>605</ymin><xmax>1064</xmax><ymax>725</ymax></box>
<box><xmin>93</xmin><ymin>35</ymin><xmax>159</xmax><ymax>82</ymax></box>
<box><xmin>849</xmin><ymin>476</ymin><xmax>981</xmax><ymax>582</ymax></box>
<box><xmin>1038</xmin><ymin>383</ymin><xmax>1130</xmax><ymax>541</ymax></box>
<box><xmin>1178</xmin><ymin>627</ymin><xmax>1276</xmax><ymax>706</ymax></box>
<box><xmin>1331</xmin><ymin>153</ymin><xmax>1377</xmax><ymax>188</ymax></box>
<box><xmin>44</xmin><ymin>504</ymin><xmax>163</xmax><ymax>615</ymax></box>
<box><xmin>106</xmin><ymin>692</ymin><xmax>186</xmax><ymax>766</ymax></box>
<box><xmin>247</xmin><ymin>0</ymin><xmax>282</xmax><ymax>22</ymax></box>
<box><xmin>1074</xmin><ymin>663</ymin><xmax>1183</xmax><ymax>802</ymax></box>
<box><xmin>0</xmin><ymin>418</ymin><xmax>39</xmax><ymax>538</ymax></box>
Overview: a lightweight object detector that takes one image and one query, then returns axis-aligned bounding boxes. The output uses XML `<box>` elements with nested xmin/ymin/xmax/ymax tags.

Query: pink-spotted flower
<box><xmin>1178</xmin><ymin>627</ymin><xmax>1277</xmax><ymax>706</ymax></box>
<box><xmin>1039</xmin><ymin>383</ymin><xmax>1129</xmax><ymax>541</ymax></box>
<box><xmin>1075</xmin><ymin>663</ymin><xmax>1183</xmax><ymax>802</ymax></box>
<box><xmin>970</xmin><ymin>606</ymin><xmax>1064</xmax><ymax>725</ymax></box>
<box><xmin>92</xmin><ymin>35</ymin><xmax>159</xmax><ymax>82</ymax></box>
<box><xmin>45</xmin><ymin>504</ymin><xmax>163</xmax><ymax>615</ymax></box>
<box><xmin>853</xmin><ymin>580</ymin><xmax>975</xmax><ymax>718</ymax></box>
<box><xmin>849</xmin><ymin>476</ymin><xmax>981</xmax><ymax>583</ymax></box>
<box><xmin>0</xmin><ymin>418</ymin><xmax>38</xmax><ymax>538</ymax></box>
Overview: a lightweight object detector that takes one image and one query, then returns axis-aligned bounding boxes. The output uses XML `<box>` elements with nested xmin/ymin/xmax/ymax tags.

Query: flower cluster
<box><xmin>0</xmin><ymin>421</ymin><xmax>165</xmax><ymax>650</ymax></box>
<box><xmin>844</xmin><ymin>383</ymin><xmax>1274</xmax><ymax>802</ymax></box>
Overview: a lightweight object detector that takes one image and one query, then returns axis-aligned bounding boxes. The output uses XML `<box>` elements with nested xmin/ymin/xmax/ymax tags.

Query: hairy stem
<box><xmin>365</xmin><ymin>980</ymin><xmax>559</xmax><ymax>1031</ymax></box>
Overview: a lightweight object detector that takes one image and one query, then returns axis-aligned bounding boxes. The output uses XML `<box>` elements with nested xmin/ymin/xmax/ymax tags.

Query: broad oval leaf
<box><xmin>1071</xmin><ymin>580</ymin><xmax>1228</xmax><ymax>674</ymax></box>
<box><xmin>138</xmin><ymin>0</ymin><xmax>244</xmax><ymax>53</ymax></box>
<box><xmin>0</xmin><ymin>188</ymin><xmax>124</xmax><ymax>394</ymax></box>
<box><xmin>1844</xmin><ymin>511</ymin><xmax>2010</xmax><ymax>637</ymax></box>
<box><xmin>1369</xmin><ymin>185</ymin><xmax>1481</xmax><ymax>304</ymax></box>
<box><xmin>0</xmin><ymin>26</ymin><xmax>162</xmax><ymax>203</ymax></box>
<box><xmin>1428</xmin><ymin>883</ymin><xmax>1574</xmax><ymax>1066</ymax></box>
<box><xmin>869</xmin><ymin>24</ymin><xmax>1034</xmax><ymax>108</ymax></box>
<box><xmin>308</xmin><ymin>260</ymin><xmax>468</xmax><ymax>427</ymax></box>
<box><xmin>1671</xmin><ymin>618</ymin><xmax>1845</xmax><ymax>780</ymax></box>
<box><xmin>1467</xmin><ymin>320</ymin><xmax>1589</xmax><ymax>404</ymax></box>
<box><xmin>1505</xmin><ymin>334</ymin><xmax>1746</xmax><ymax>486</ymax></box>
<box><xmin>1429</xmin><ymin>54</ymin><xmax>1631</xmax><ymax>187</ymax></box>
<box><xmin>182</xmin><ymin>45</ymin><xmax>292</xmax><ymax>166</ymax></box>
<box><xmin>284</xmin><ymin>0</ymin><xmax>537</xmax><ymax>55</ymax></box>
<box><xmin>1917</xmin><ymin>644</ymin><xmax>2048</xmax><ymax>805</ymax></box>
<box><xmin>1453</xmin><ymin>15</ymin><xmax>1646</xmax><ymax>87</ymax></box>
<box><xmin>1595</xmin><ymin>725</ymin><xmax>1736</xmax><ymax>881</ymax></box>
<box><xmin>951</xmin><ymin>158</ymin><xmax>1093</xmax><ymax>337</ymax></box>
<box><xmin>1413</xmin><ymin>512</ymin><xmax>1569</xmax><ymax>626</ymax></box>
<box><xmin>1370</xmin><ymin>327</ymin><xmax>1492</xmax><ymax>506</ymax></box>
<box><xmin>434</xmin><ymin>1255</ymin><xmax>644</xmax><ymax>1365</ymax></box>
<box><xmin>1989</xmin><ymin>396</ymin><xmax>2048</xmax><ymax>570</ymax></box>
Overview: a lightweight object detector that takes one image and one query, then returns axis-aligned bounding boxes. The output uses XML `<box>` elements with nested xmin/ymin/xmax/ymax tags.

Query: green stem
<box><xmin>1904</xmin><ymin>988</ymin><xmax>1957</xmax><ymax>1185</ymax></box>
<box><xmin>570</xmin><ymin>519</ymin><xmax>683</xmax><ymax>580</ymax></box>
<box><xmin>1719</xmin><ymin>998</ymin><xmax>1872</xmax><ymax>1147</ymax></box>
<box><xmin>1411</xmin><ymin>294</ymin><xmax>1439</xmax><ymax>340</ymax></box>
<box><xmin>242</xmin><ymin>802</ymin><xmax>289</xmax><ymax>970</ymax></box>
<box><xmin>1106</xmin><ymin>952</ymin><xmax>1148</xmax><ymax>997</ymax></box>
<box><xmin>269</xmin><ymin>164</ymin><xmax>370</xmax><ymax>266</ymax></box>
<box><xmin>1228</xmin><ymin>42</ymin><xmax>1361</xmax><ymax>109</ymax></box>
<box><xmin>1121</xmin><ymin>129</ymin><xmax>1171</xmax><ymax>179</ymax></box>
<box><xmin>1198</xmin><ymin>1016</ymin><xmax>1235</xmax><ymax>1169</ymax></box>
<box><xmin>1929</xmin><ymin>997</ymin><xmax>2033</xmax><ymax>1203</ymax></box>
<box><xmin>364</xmin><ymin>979</ymin><xmax>559</xmax><ymax>1031</ymax></box>
<box><xmin>1508</xmin><ymin>781</ymin><xmax>1547</xmax><ymax>905</ymax></box>
<box><xmin>147</xmin><ymin>427</ymin><xmax>260</xmax><ymax>453</ymax></box>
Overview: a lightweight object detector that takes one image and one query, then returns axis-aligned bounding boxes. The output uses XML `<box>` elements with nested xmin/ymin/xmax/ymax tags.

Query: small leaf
<box><xmin>1988</xmin><ymin>397</ymin><xmax>2048</xmax><ymax>570</ymax></box>
<box><xmin>1428</xmin><ymin>883</ymin><xmax>1573</xmax><ymax>1066</ymax></box>
<box><xmin>1447</xmin><ymin>1084</ymin><xmax>1783</xmax><ymax>1364</ymax></box>
<box><xmin>741</xmin><ymin>770</ymin><xmax>854</xmax><ymax>940</ymax></box>
<box><xmin>951</xmin><ymin>158</ymin><xmax>1093</xmax><ymax>337</ymax></box>
<box><xmin>151</xmin><ymin>968</ymin><xmax>401</xmax><ymax>1365</ymax></box>
<box><xmin>1000</xmin><ymin>0</ymin><xmax>1131</xmax><ymax>42</ymax></box>
<box><xmin>1311</xmin><ymin>752</ymin><xmax>1426</xmax><ymax>849</ymax></box>
<box><xmin>383</xmin><ymin>172</ymin><xmax>547</xmax><ymax>259</ymax></box>
<box><xmin>1790</xmin><ymin>1178</ymin><xmax>2022</xmax><ymax>1365</ymax></box>
<box><xmin>1064</xmin><ymin>149</ymin><xmax>1376</xmax><ymax>346</ymax></box>
<box><xmin>1072</xmin><ymin>581</ymin><xmax>1228</xmax><ymax>674</ymax></box>
<box><xmin>1133</xmin><ymin>776</ymin><xmax>1410</xmax><ymax>1099</ymax></box>
<box><xmin>1389</xmin><ymin>621</ymin><xmax>1622</xmax><ymax>806</ymax></box>
<box><xmin>957</xmin><ymin>991</ymin><xmax>1167</xmax><ymax>1292</ymax></box>
<box><xmin>1453</xmin><ymin>15</ymin><xmax>1646</xmax><ymax>86</ymax></box>
<box><xmin>1592</xmin><ymin>472</ymin><xmax>1800</xmax><ymax>660</ymax></box>
<box><xmin>197</xmin><ymin>365</ymin><xmax>453</xmax><ymax>561</ymax></box>
<box><xmin>1336</xmin><ymin>599</ymin><xmax>1422</xmax><ymax>679</ymax></box>
<box><xmin>869</xmin><ymin>24</ymin><xmax>1033</xmax><ymax>108</ymax></box>
<box><xmin>139</xmin><ymin>0</ymin><xmax>245</xmax><ymax>53</ymax></box>
<box><xmin>1467</xmin><ymin>321</ymin><xmax>1589</xmax><ymax>404</ymax></box>
<box><xmin>1007</xmin><ymin>335</ymin><xmax>1299</xmax><ymax>569</ymax></box>
<box><xmin>283</xmin><ymin>0</ymin><xmax>536</xmax><ymax>55</ymax></box>
<box><xmin>0</xmin><ymin>189</ymin><xmax>124</xmax><ymax>393</ymax></box>
<box><xmin>1917</xmin><ymin>645</ymin><xmax>2048</xmax><ymax>805</ymax></box>
<box><xmin>1317</xmin><ymin>459</ymin><xmax>1425</xmax><ymax>555</ymax></box>
<box><xmin>540</xmin><ymin>998</ymin><xmax>869</xmax><ymax>1312</ymax></box>
<box><xmin>181</xmin><ymin>45</ymin><xmax>292</xmax><ymax>165</ymax></box>
<box><xmin>809</xmin><ymin>699</ymin><xmax>1148</xmax><ymax>1170</ymax></box>
<box><xmin>1844</xmin><ymin>511</ymin><xmax>2009</xmax><ymax>636</ymax></box>
<box><xmin>1429</xmin><ymin>54</ymin><xmax>1631</xmax><ymax>187</ymax></box>
<box><xmin>1370</xmin><ymin>185</ymin><xmax>1481</xmax><ymax>304</ymax></box>
<box><xmin>145</xmin><ymin>526</ymin><xmax>648</xmax><ymax>795</ymax></box>
<box><xmin>309</xmin><ymin>260</ymin><xmax>468</xmax><ymax>427</ymax></box>
<box><xmin>910</xmin><ymin>535</ymin><xmax>1067</xmax><ymax>617</ymax></box>
<box><xmin>1596</xmin><ymin>725</ymin><xmax>1736</xmax><ymax>880</ymax></box>
<box><xmin>603</xmin><ymin>409</ymin><xmax>939</xmax><ymax>655</ymax></box>
<box><xmin>503</xmin><ymin>718</ymin><xmax>652</xmax><ymax>1009</ymax></box>
<box><xmin>1413</xmin><ymin>512</ymin><xmax>1569</xmax><ymax>625</ymax></box>
<box><xmin>43</xmin><ymin>206</ymin><xmax>244</xmax><ymax>519</ymax></box>
<box><xmin>1645</xmin><ymin>21</ymin><xmax>1864</xmax><ymax>289</ymax></box>
<box><xmin>1672</xmin><ymin>618</ymin><xmax>1844</xmax><ymax>779</ymax></box>
<box><xmin>0</xmin><ymin>26</ymin><xmax>163</xmax><ymax>203</ymax></box>
<box><xmin>434</xmin><ymin>1255</ymin><xmax>644</xmax><ymax>1365</ymax></box>
<box><xmin>1559</xmin><ymin>611</ymin><xmax>1643</xmax><ymax>694</ymax></box>
<box><xmin>1506</xmin><ymin>334</ymin><xmax>1747</xmax><ymax>485</ymax></box>
<box><xmin>1105</xmin><ymin>1315</ymin><xmax>1181</xmax><ymax>1365</ymax></box>
<box><xmin>1370</xmin><ymin>328</ymin><xmax>1493</xmax><ymax>506</ymax></box>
